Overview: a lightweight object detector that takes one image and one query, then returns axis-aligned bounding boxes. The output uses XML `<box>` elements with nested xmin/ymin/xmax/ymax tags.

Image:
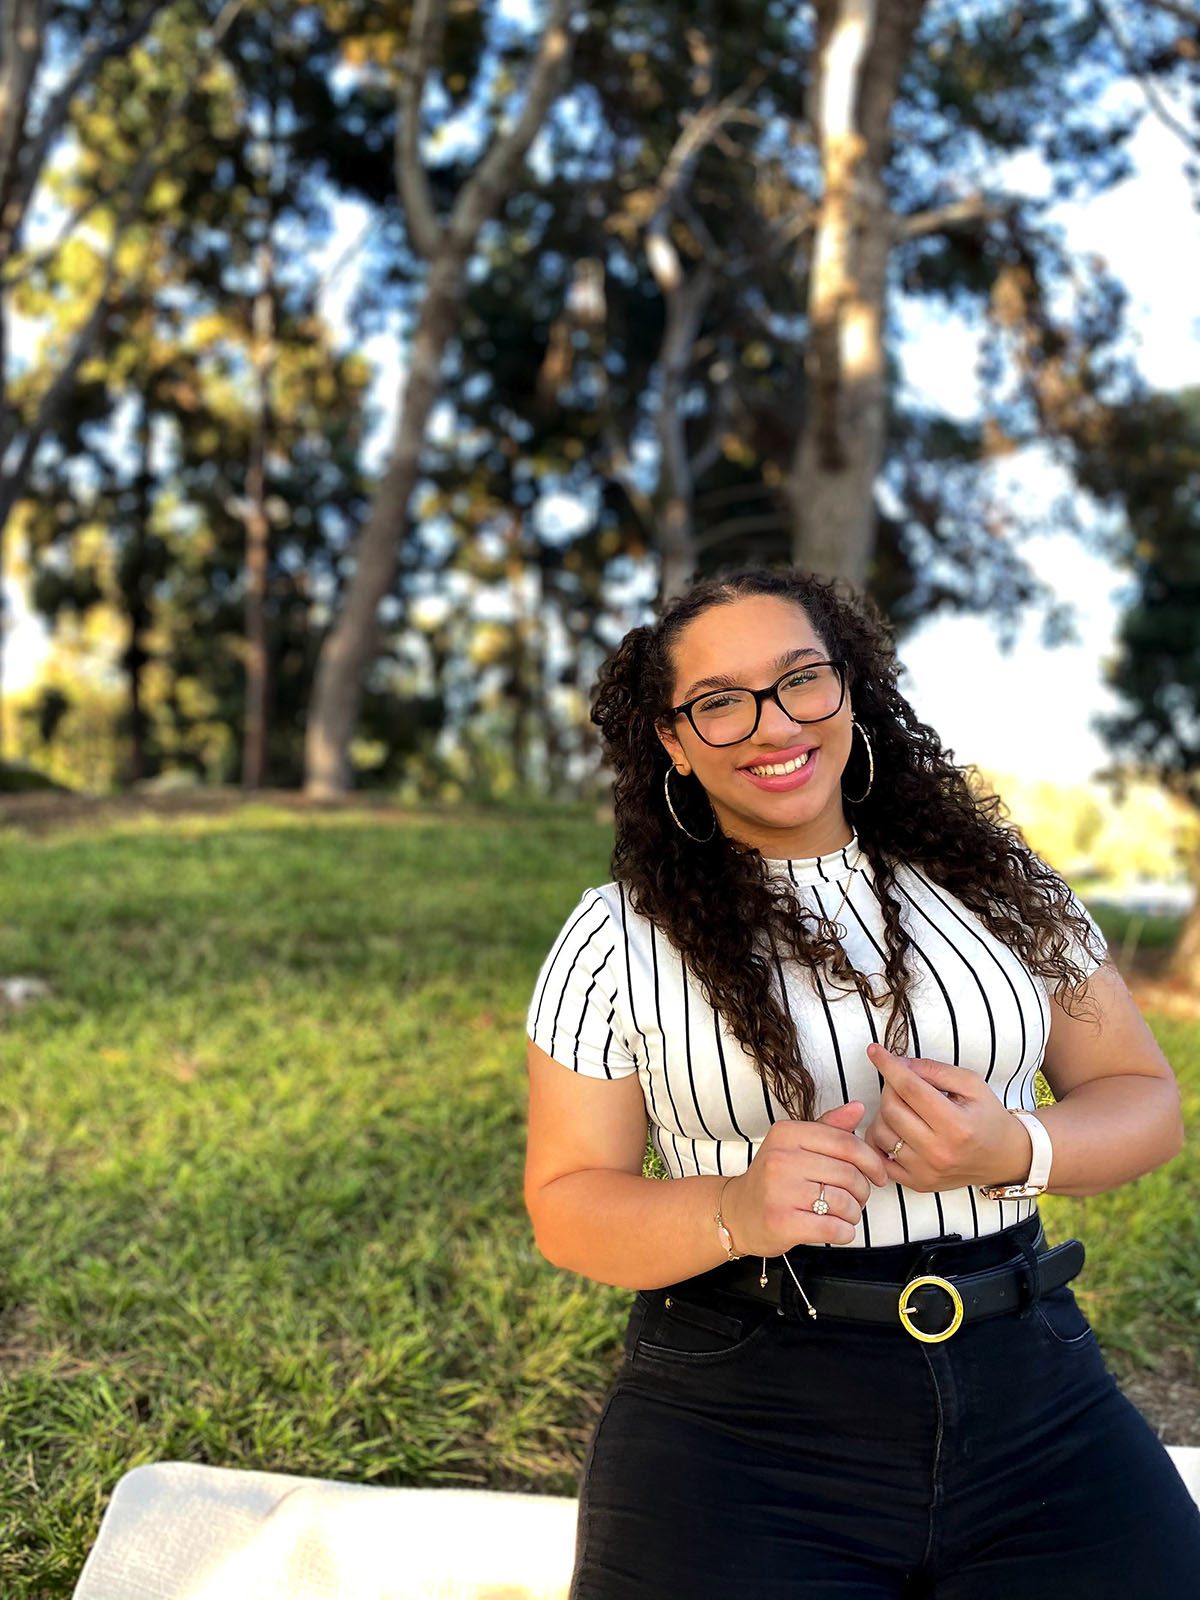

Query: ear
<box><xmin>655</xmin><ymin>719</ymin><xmax>685</xmax><ymax>767</ymax></box>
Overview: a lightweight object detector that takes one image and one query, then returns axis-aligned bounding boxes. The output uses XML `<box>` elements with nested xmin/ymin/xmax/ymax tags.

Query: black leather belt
<box><xmin>702</xmin><ymin>1235</ymin><xmax>1086</xmax><ymax>1343</ymax></box>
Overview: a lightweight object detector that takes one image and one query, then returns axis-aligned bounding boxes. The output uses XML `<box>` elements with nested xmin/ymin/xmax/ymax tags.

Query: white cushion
<box><xmin>72</xmin><ymin>1450</ymin><xmax>1200</xmax><ymax>1598</ymax></box>
<box><xmin>71</xmin><ymin>1462</ymin><xmax>578</xmax><ymax>1600</ymax></box>
<box><xmin>1169</xmin><ymin>1444</ymin><xmax>1200</xmax><ymax>1505</ymax></box>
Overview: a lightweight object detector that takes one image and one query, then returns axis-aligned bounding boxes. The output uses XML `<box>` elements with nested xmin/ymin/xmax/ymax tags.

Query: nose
<box><xmin>755</xmin><ymin>692</ymin><xmax>801</xmax><ymax>743</ymax></box>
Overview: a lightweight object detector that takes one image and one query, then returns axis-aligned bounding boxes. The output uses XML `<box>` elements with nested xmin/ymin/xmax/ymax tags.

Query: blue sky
<box><xmin>4</xmin><ymin>81</ymin><xmax>1196</xmax><ymax>789</ymax></box>
<box><xmin>895</xmin><ymin>106</ymin><xmax>1198</xmax><ymax>784</ymax></box>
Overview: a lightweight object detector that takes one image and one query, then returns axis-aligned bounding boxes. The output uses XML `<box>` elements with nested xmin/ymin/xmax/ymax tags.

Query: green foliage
<box><xmin>0</xmin><ymin>804</ymin><xmax>1193</xmax><ymax>1595</ymax></box>
<box><xmin>979</xmin><ymin>767</ymin><xmax>1198</xmax><ymax>883</ymax></box>
<box><xmin>1076</xmin><ymin>388</ymin><xmax>1200</xmax><ymax>814</ymax></box>
<box><xmin>6</xmin><ymin>0</ymin><xmax>1200</xmax><ymax>806</ymax></box>
<box><xmin>11</xmin><ymin>0</ymin><xmax>375</xmax><ymax>787</ymax></box>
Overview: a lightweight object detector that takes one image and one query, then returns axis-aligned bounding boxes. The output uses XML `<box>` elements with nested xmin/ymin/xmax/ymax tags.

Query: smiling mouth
<box><xmin>741</xmin><ymin>750</ymin><xmax>815</xmax><ymax>777</ymax></box>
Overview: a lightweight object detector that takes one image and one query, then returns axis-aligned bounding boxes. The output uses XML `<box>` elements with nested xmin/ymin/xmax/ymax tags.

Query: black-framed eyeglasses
<box><xmin>665</xmin><ymin>659</ymin><xmax>848</xmax><ymax>748</ymax></box>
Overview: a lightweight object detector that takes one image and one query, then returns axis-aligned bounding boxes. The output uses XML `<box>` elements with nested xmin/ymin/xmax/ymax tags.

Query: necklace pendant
<box><xmin>759</xmin><ymin>1258</ymin><xmax>769</xmax><ymax>1289</ymax></box>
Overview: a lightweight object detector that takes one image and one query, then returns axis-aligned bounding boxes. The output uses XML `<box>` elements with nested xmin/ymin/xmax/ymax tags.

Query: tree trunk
<box><xmin>303</xmin><ymin>0</ymin><xmax>578</xmax><ymax>797</ymax></box>
<box><xmin>242</xmin><ymin>233</ymin><xmax>275</xmax><ymax>789</ymax></box>
<box><xmin>507</xmin><ymin>516</ymin><xmax>532</xmax><ymax>790</ymax></box>
<box><xmin>1168</xmin><ymin>859</ymin><xmax>1200</xmax><ymax>986</ymax></box>
<box><xmin>788</xmin><ymin>0</ymin><xmax>925</xmax><ymax>585</ymax></box>
<box><xmin>304</xmin><ymin>246</ymin><xmax>470</xmax><ymax>796</ymax></box>
<box><xmin>125</xmin><ymin>394</ymin><xmax>153</xmax><ymax>784</ymax></box>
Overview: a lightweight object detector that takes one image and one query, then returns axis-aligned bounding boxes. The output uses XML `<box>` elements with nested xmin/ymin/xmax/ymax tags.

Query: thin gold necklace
<box><xmin>816</xmin><ymin>839</ymin><xmax>864</xmax><ymax>938</ymax></box>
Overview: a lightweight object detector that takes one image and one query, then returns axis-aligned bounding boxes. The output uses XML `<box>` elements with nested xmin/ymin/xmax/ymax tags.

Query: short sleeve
<box><xmin>526</xmin><ymin>891</ymin><xmax>640</xmax><ymax>1079</ymax></box>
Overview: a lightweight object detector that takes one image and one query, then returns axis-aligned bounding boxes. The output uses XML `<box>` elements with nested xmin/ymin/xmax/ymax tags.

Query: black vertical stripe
<box><xmin>575</xmin><ymin>954</ymin><xmax>617</xmax><ymax>1074</ymax></box>
<box><xmin>648</xmin><ymin>922</ymin><xmax>683</xmax><ymax>1137</ymax></box>
<box><xmin>908</xmin><ymin>867</ymin><xmax>1028</xmax><ymax>1102</ymax></box>
<box><xmin>801</xmin><ymin>869</ymin><xmax>879</xmax><ymax>1245</ymax></box>
<box><xmin>906</xmin><ymin>867</ymin><xmax>1035</xmax><ymax>1231</ymax></box>
<box><xmin>548</xmin><ymin>925</ymin><xmax>608</xmax><ymax>1062</ymax></box>
<box><xmin>873</xmin><ymin>876</ymin><xmax>961</xmax><ymax>1065</ymax></box>
<box><xmin>712</xmin><ymin>1008</ymin><xmax>754</xmax><ymax>1164</ymax></box>
<box><xmin>617</xmin><ymin>880</ymin><xmax>651</xmax><ymax>1072</ymax></box>
<box><xmin>894</xmin><ymin>878</ymin><xmax>994</xmax><ymax>1078</ymax></box>
<box><xmin>681</xmin><ymin>957</ymin><xmax>718</xmax><ymax>1150</ymax></box>
<box><xmin>531</xmin><ymin>866</ymin><xmax>1046</xmax><ymax>1246</ymax></box>
<box><xmin>530</xmin><ymin>894</ymin><xmax>604</xmax><ymax>1041</ymax></box>
<box><xmin>799</xmin><ymin>876</ymin><xmax>852</xmax><ymax>1103</ymax></box>
<box><xmin>601</xmin><ymin>988</ymin><xmax>622</xmax><ymax>1079</ymax></box>
<box><xmin>834</xmin><ymin>875</ymin><xmax>910</xmax><ymax>1243</ymax></box>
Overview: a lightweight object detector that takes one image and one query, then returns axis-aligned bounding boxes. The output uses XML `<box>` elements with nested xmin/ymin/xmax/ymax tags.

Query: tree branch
<box><xmin>1097</xmin><ymin>0</ymin><xmax>1199</xmax><ymax>158</ymax></box>
<box><xmin>694</xmin><ymin>511</ymin><xmax>790</xmax><ymax>553</ymax></box>
<box><xmin>0</xmin><ymin>153</ymin><xmax>156</xmax><ymax>528</ymax></box>
<box><xmin>1142</xmin><ymin>0</ymin><xmax>1199</xmax><ymax>28</ymax></box>
<box><xmin>0</xmin><ymin>0</ymin><xmax>43</xmax><ymax>262</ymax></box>
<box><xmin>896</xmin><ymin>194</ymin><xmax>1012</xmax><ymax>241</ymax></box>
<box><xmin>0</xmin><ymin>0</ymin><xmax>250</xmax><ymax>495</ymax></box>
<box><xmin>1</xmin><ymin>0</ymin><xmax>172</xmax><ymax>265</ymax></box>
<box><xmin>448</xmin><ymin>0</ymin><xmax>578</xmax><ymax>251</ymax></box>
<box><xmin>394</xmin><ymin>0</ymin><xmax>446</xmax><ymax>261</ymax></box>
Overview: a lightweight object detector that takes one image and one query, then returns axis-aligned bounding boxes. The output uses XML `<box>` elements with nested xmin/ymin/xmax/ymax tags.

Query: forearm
<box><xmin>529</xmin><ymin>1168</ymin><xmax>736</xmax><ymax>1290</ymax></box>
<box><xmin>1034</xmin><ymin>1074</ymin><xmax>1184</xmax><ymax>1198</ymax></box>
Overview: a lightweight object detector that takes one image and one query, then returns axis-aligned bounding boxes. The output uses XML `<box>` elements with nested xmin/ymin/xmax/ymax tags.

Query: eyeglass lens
<box><xmin>691</xmin><ymin>663</ymin><xmax>843</xmax><ymax>746</ymax></box>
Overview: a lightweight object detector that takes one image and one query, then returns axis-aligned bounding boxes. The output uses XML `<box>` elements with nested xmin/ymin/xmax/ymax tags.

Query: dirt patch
<box><xmin>1126</xmin><ymin>976</ymin><xmax>1200</xmax><ymax>1023</ymax></box>
<box><xmin>0</xmin><ymin>787</ymin><xmax>494</xmax><ymax>838</ymax></box>
<box><xmin>1112</xmin><ymin>1350</ymin><xmax>1200</xmax><ymax>1447</ymax></box>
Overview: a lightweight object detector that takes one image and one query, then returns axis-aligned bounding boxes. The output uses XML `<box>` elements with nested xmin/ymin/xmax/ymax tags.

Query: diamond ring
<box><xmin>889</xmin><ymin>1138</ymin><xmax>905</xmax><ymax>1159</ymax></box>
<box><xmin>811</xmin><ymin>1183</ymin><xmax>829</xmax><ymax>1215</ymax></box>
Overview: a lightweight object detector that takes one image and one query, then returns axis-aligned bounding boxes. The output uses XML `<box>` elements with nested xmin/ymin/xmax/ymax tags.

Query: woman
<box><xmin>523</xmin><ymin>565</ymin><xmax>1199</xmax><ymax>1599</ymax></box>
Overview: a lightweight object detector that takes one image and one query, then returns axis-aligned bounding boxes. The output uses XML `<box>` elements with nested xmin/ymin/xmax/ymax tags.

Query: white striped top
<box><xmin>525</xmin><ymin>831</ymin><xmax>1107</xmax><ymax>1247</ymax></box>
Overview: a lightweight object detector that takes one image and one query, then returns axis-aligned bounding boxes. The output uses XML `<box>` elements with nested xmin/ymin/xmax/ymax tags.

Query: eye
<box><xmin>696</xmin><ymin>694</ymin><xmax>738</xmax><ymax>712</ymax></box>
<box><xmin>781</xmin><ymin>671</ymin><xmax>816</xmax><ymax>688</ymax></box>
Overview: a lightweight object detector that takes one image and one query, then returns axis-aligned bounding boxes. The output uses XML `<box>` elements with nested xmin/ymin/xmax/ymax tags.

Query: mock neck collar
<box><xmin>759</xmin><ymin>831</ymin><xmax>865</xmax><ymax>886</ymax></box>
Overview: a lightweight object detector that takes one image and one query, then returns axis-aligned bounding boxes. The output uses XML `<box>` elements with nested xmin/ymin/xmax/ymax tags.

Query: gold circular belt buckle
<box><xmin>898</xmin><ymin>1274</ymin><xmax>965</xmax><ymax>1343</ymax></box>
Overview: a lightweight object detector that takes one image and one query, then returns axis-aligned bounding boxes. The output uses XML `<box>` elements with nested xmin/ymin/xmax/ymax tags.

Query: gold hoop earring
<box><xmin>664</xmin><ymin>765</ymin><xmax>717</xmax><ymax>843</ymax></box>
<box><xmin>842</xmin><ymin>716</ymin><xmax>874</xmax><ymax>804</ymax></box>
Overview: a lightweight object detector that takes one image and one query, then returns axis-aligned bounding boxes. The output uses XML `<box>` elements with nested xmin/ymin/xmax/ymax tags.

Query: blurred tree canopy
<box><xmin>0</xmin><ymin>0</ymin><xmax>1197</xmax><ymax>856</ymax></box>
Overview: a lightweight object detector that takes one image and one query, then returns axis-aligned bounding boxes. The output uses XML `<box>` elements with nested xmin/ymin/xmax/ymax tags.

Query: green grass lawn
<box><xmin>0</xmin><ymin>801</ymin><xmax>1194</xmax><ymax>1596</ymax></box>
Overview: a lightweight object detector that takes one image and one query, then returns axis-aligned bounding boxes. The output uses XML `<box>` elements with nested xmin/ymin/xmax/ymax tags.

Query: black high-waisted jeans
<box><xmin>569</xmin><ymin>1213</ymin><xmax>1200</xmax><ymax>1598</ymax></box>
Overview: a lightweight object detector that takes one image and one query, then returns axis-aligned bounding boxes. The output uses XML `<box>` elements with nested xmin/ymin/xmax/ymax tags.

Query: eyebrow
<box><xmin>680</xmin><ymin>647</ymin><xmax>822</xmax><ymax>703</ymax></box>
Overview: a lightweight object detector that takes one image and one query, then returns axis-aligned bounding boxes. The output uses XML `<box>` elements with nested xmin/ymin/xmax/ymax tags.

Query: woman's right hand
<box><xmin>721</xmin><ymin>1102</ymin><xmax>891</xmax><ymax>1252</ymax></box>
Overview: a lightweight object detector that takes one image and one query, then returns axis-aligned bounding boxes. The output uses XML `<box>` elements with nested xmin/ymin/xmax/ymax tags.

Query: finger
<box><xmin>783</xmin><ymin>1151</ymin><xmax>874</xmax><ymax>1209</ymax></box>
<box><xmin>882</xmin><ymin>1152</ymin><xmax>920</xmax><ymax>1188</ymax></box>
<box><xmin>875</xmin><ymin>1092</ymin><xmax>930</xmax><ymax>1152</ymax></box>
<box><xmin>866</xmin><ymin>1117</ymin><xmax>900</xmax><ymax>1157</ymax></box>
<box><xmin>777</xmin><ymin>1118</ymin><xmax>890</xmax><ymax>1170</ymax></box>
<box><xmin>787</xmin><ymin>1211</ymin><xmax>859</xmax><ymax>1248</ymax></box>
<box><xmin>867</xmin><ymin>1045</ymin><xmax>949</xmax><ymax>1129</ymax></box>
<box><xmin>794</xmin><ymin>1181</ymin><xmax>864</xmax><ymax>1228</ymax></box>
<box><xmin>905</xmin><ymin>1055</ymin><xmax>980</xmax><ymax>1103</ymax></box>
<box><xmin>789</xmin><ymin>1123</ymin><xmax>891</xmax><ymax>1187</ymax></box>
<box><xmin>816</xmin><ymin>1101</ymin><xmax>866</xmax><ymax>1131</ymax></box>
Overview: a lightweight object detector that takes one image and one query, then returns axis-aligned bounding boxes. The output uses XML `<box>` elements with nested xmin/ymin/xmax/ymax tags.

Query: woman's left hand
<box><xmin>861</xmin><ymin>1043</ymin><xmax>1032</xmax><ymax>1191</ymax></box>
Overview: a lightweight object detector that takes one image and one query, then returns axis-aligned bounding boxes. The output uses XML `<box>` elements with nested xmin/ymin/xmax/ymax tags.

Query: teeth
<box><xmin>746</xmin><ymin>752</ymin><xmax>812</xmax><ymax>777</ymax></box>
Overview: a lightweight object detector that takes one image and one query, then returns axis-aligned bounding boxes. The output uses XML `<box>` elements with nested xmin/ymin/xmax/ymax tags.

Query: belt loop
<box><xmin>910</xmin><ymin>1232</ymin><xmax>964</xmax><ymax>1279</ymax></box>
<box><xmin>1013</xmin><ymin>1232</ymin><xmax>1042</xmax><ymax>1318</ymax></box>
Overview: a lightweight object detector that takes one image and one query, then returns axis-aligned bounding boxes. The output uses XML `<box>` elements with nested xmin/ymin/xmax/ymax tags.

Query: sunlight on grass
<box><xmin>0</xmin><ymin>803</ymin><xmax>1193</xmax><ymax>1594</ymax></box>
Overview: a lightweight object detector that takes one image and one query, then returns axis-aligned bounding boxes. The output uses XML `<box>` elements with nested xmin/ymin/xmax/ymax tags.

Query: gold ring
<box><xmin>811</xmin><ymin>1183</ymin><xmax>829</xmax><ymax>1215</ymax></box>
<box><xmin>888</xmin><ymin>1138</ymin><xmax>905</xmax><ymax>1159</ymax></box>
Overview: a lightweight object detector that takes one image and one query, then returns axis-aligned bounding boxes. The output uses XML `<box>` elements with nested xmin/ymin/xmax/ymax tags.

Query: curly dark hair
<box><xmin>589</xmin><ymin>564</ymin><xmax>1107</xmax><ymax>1123</ymax></box>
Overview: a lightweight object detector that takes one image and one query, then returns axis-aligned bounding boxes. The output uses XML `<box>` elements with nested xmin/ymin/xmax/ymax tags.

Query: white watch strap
<box><xmin>1011</xmin><ymin>1110</ymin><xmax>1053</xmax><ymax>1190</ymax></box>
